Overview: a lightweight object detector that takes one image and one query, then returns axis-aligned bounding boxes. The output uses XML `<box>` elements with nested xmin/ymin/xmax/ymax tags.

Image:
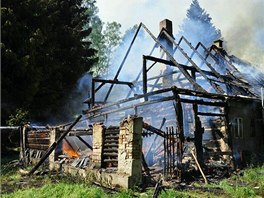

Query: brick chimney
<box><xmin>159</xmin><ymin>19</ymin><xmax>173</xmax><ymax>88</ymax></box>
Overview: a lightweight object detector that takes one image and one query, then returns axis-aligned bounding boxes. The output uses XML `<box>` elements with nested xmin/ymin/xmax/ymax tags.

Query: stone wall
<box><xmin>118</xmin><ymin>117</ymin><xmax>143</xmax><ymax>187</ymax></box>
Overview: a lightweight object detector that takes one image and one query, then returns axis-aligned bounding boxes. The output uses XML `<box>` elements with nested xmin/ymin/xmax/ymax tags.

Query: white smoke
<box><xmin>96</xmin><ymin>0</ymin><xmax>264</xmax><ymax>70</ymax></box>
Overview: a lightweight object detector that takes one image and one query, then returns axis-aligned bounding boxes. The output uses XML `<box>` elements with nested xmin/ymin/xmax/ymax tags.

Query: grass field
<box><xmin>1</xmin><ymin>151</ymin><xmax>263</xmax><ymax>198</ymax></box>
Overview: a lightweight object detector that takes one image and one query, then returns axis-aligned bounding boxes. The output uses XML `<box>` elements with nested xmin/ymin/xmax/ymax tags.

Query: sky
<box><xmin>96</xmin><ymin>0</ymin><xmax>264</xmax><ymax>69</ymax></box>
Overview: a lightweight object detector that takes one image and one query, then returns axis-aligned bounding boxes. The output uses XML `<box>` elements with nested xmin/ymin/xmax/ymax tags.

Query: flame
<box><xmin>62</xmin><ymin>140</ymin><xmax>80</xmax><ymax>158</ymax></box>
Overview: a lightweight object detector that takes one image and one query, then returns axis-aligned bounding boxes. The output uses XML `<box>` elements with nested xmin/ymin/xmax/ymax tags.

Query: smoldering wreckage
<box><xmin>5</xmin><ymin>19</ymin><xmax>264</xmax><ymax>193</ymax></box>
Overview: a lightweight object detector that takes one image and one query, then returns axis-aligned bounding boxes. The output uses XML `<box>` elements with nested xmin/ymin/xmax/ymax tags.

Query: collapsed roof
<box><xmin>84</xmin><ymin>19</ymin><xmax>264</xmax><ymax>117</ymax></box>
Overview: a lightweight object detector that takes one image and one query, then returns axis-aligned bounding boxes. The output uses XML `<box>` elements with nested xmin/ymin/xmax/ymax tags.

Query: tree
<box><xmin>84</xmin><ymin>2</ymin><xmax>122</xmax><ymax>77</ymax></box>
<box><xmin>1</xmin><ymin>0</ymin><xmax>97</xmax><ymax>123</ymax></box>
<box><xmin>89</xmin><ymin>21</ymin><xmax>121</xmax><ymax>76</ymax></box>
<box><xmin>1</xmin><ymin>0</ymin><xmax>45</xmax><ymax>122</ymax></box>
<box><xmin>178</xmin><ymin>0</ymin><xmax>221</xmax><ymax>47</ymax></box>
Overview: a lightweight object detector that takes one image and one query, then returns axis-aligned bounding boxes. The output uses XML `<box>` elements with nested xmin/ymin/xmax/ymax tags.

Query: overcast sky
<box><xmin>96</xmin><ymin>0</ymin><xmax>264</xmax><ymax>68</ymax></box>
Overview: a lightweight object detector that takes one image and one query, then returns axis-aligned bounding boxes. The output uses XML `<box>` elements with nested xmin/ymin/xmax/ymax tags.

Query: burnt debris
<box><xmin>18</xmin><ymin>19</ymin><xmax>264</xmax><ymax>189</ymax></box>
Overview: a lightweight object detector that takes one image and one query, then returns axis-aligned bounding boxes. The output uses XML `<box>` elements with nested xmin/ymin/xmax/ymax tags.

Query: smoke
<box><xmin>222</xmin><ymin>0</ymin><xmax>264</xmax><ymax>70</ymax></box>
<box><xmin>60</xmin><ymin>73</ymin><xmax>92</xmax><ymax>123</ymax></box>
<box><xmin>96</xmin><ymin>0</ymin><xmax>264</xmax><ymax>70</ymax></box>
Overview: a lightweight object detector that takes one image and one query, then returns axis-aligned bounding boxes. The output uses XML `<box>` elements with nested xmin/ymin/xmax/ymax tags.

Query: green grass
<box><xmin>1</xmin><ymin>152</ymin><xmax>264</xmax><ymax>198</ymax></box>
<box><xmin>2</xmin><ymin>183</ymin><xmax>108</xmax><ymax>198</ymax></box>
<box><xmin>217</xmin><ymin>166</ymin><xmax>264</xmax><ymax>198</ymax></box>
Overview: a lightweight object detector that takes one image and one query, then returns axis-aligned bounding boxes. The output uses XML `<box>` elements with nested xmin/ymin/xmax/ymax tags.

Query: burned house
<box><xmin>20</xmin><ymin>19</ymin><xmax>264</xmax><ymax>189</ymax></box>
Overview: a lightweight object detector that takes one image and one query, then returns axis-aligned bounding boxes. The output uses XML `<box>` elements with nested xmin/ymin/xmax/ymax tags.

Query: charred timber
<box><xmin>104</xmin><ymin>139</ymin><xmax>118</xmax><ymax>143</ymax></box>
<box><xmin>104</xmin><ymin>143</ymin><xmax>118</xmax><ymax>147</ymax></box>
<box><xmin>85</xmin><ymin>86</ymin><xmax>258</xmax><ymax>119</ymax></box>
<box><xmin>143</xmin><ymin>123</ymin><xmax>165</xmax><ymax>138</ymax></box>
<box><xmin>85</xmin><ymin>86</ymin><xmax>227</xmax><ymax>115</ymax></box>
<box><xmin>162</xmin><ymin>31</ymin><xmax>226</xmax><ymax>94</ymax></box>
<box><xmin>142</xmin><ymin>23</ymin><xmax>206</xmax><ymax>92</ymax></box>
<box><xmin>76</xmin><ymin>136</ymin><xmax>93</xmax><ymax>150</ymax></box>
<box><xmin>68</xmin><ymin>131</ymin><xmax>92</xmax><ymax>136</ymax></box>
<box><xmin>144</xmin><ymin>55</ymin><xmax>218</xmax><ymax>78</ymax></box>
<box><xmin>27</xmin><ymin>138</ymin><xmax>50</xmax><ymax>144</ymax></box>
<box><xmin>87</xmin><ymin>96</ymin><xmax>175</xmax><ymax>118</ymax></box>
<box><xmin>103</xmin><ymin>148</ymin><xmax>118</xmax><ymax>152</ymax></box>
<box><xmin>84</xmin><ymin>87</ymin><xmax>173</xmax><ymax>114</ymax></box>
<box><xmin>103</xmin><ymin>23</ymin><xmax>143</xmax><ymax>103</ymax></box>
<box><xmin>26</xmin><ymin>144</ymin><xmax>49</xmax><ymax>150</ymax></box>
<box><xmin>103</xmin><ymin>153</ymin><xmax>118</xmax><ymax>157</ymax></box>
<box><xmin>197</xmin><ymin>112</ymin><xmax>226</xmax><ymax>117</ymax></box>
<box><xmin>180</xmin><ymin>98</ymin><xmax>226</xmax><ymax>107</ymax></box>
<box><xmin>62</xmin><ymin>128</ymin><xmax>93</xmax><ymax>136</ymax></box>
<box><xmin>27</xmin><ymin>132</ymin><xmax>50</xmax><ymax>138</ymax></box>
<box><xmin>93</xmin><ymin>78</ymin><xmax>134</xmax><ymax>86</ymax></box>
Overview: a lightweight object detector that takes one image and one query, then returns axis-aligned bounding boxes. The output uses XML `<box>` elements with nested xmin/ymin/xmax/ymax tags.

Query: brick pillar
<box><xmin>92</xmin><ymin>122</ymin><xmax>105</xmax><ymax>168</ymax></box>
<box><xmin>118</xmin><ymin>117</ymin><xmax>143</xmax><ymax>186</ymax></box>
<box><xmin>49</xmin><ymin>128</ymin><xmax>60</xmax><ymax>170</ymax></box>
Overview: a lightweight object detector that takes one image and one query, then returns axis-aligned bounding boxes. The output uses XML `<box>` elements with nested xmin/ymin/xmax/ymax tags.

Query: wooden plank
<box><xmin>26</xmin><ymin>144</ymin><xmax>49</xmax><ymax>150</ymax></box>
<box><xmin>27</xmin><ymin>138</ymin><xmax>50</xmax><ymax>144</ymax></box>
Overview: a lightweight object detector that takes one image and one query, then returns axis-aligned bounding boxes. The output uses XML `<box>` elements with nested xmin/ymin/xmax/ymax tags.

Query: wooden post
<box><xmin>91</xmin><ymin>79</ymin><xmax>95</xmax><ymax>107</ymax></box>
<box><xmin>143</xmin><ymin>56</ymin><xmax>148</xmax><ymax>101</ymax></box>
<box><xmin>20</xmin><ymin>124</ymin><xmax>30</xmax><ymax>165</ymax></box>
<box><xmin>19</xmin><ymin>125</ymin><xmax>26</xmax><ymax>165</ymax></box>
<box><xmin>193</xmin><ymin>103</ymin><xmax>204</xmax><ymax>166</ymax></box>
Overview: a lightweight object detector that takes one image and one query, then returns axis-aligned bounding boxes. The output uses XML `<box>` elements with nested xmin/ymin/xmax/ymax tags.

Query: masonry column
<box><xmin>49</xmin><ymin>128</ymin><xmax>60</xmax><ymax>170</ymax></box>
<box><xmin>118</xmin><ymin>116</ymin><xmax>143</xmax><ymax>188</ymax></box>
<box><xmin>92</xmin><ymin>122</ymin><xmax>105</xmax><ymax>168</ymax></box>
<box><xmin>160</xmin><ymin>19</ymin><xmax>173</xmax><ymax>88</ymax></box>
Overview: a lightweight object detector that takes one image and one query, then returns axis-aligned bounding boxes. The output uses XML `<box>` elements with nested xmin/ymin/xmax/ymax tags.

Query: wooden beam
<box><xmin>197</xmin><ymin>112</ymin><xmax>226</xmax><ymax>117</ymax></box>
<box><xmin>180</xmin><ymin>98</ymin><xmax>226</xmax><ymax>107</ymax></box>
<box><xmin>93</xmin><ymin>78</ymin><xmax>134</xmax><ymax>86</ymax></box>
<box><xmin>76</xmin><ymin>136</ymin><xmax>93</xmax><ymax>150</ymax></box>
<box><xmin>143</xmin><ymin>56</ymin><xmax>148</xmax><ymax>101</ymax></box>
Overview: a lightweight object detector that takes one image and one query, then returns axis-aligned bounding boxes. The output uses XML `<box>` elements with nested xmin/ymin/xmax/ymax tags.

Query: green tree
<box><xmin>178</xmin><ymin>0</ymin><xmax>221</xmax><ymax>47</ymax></box>
<box><xmin>1</xmin><ymin>0</ymin><xmax>97</xmax><ymax>123</ymax></box>
<box><xmin>1</xmin><ymin>0</ymin><xmax>45</xmax><ymax>122</ymax></box>
<box><xmin>86</xmin><ymin>3</ymin><xmax>122</xmax><ymax>77</ymax></box>
<box><xmin>90</xmin><ymin>21</ymin><xmax>121</xmax><ymax>76</ymax></box>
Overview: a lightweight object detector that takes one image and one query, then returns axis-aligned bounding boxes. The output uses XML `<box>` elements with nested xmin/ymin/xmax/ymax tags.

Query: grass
<box><xmin>1</xmin><ymin>151</ymin><xmax>264</xmax><ymax>198</ymax></box>
<box><xmin>217</xmin><ymin>166</ymin><xmax>264</xmax><ymax>198</ymax></box>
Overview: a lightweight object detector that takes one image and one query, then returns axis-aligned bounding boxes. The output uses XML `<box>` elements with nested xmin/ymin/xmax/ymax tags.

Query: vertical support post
<box><xmin>118</xmin><ymin>117</ymin><xmax>143</xmax><ymax>188</ymax></box>
<box><xmin>191</xmin><ymin>69</ymin><xmax>197</xmax><ymax>91</ymax></box>
<box><xmin>163</xmin><ymin>131</ymin><xmax>167</xmax><ymax>179</ymax></box>
<box><xmin>224</xmin><ymin>99</ymin><xmax>234</xmax><ymax>166</ymax></box>
<box><xmin>261</xmin><ymin>87</ymin><xmax>264</xmax><ymax>124</ymax></box>
<box><xmin>220</xmin><ymin>103</ymin><xmax>231</xmax><ymax>161</ymax></box>
<box><xmin>143</xmin><ymin>56</ymin><xmax>148</xmax><ymax>101</ymax></box>
<box><xmin>20</xmin><ymin>125</ymin><xmax>26</xmax><ymax>165</ymax></box>
<box><xmin>172</xmin><ymin>126</ymin><xmax>175</xmax><ymax>174</ymax></box>
<box><xmin>172</xmin><ymin>87</ymin><xmax>184</xmax><ymax>182</ymax></box>
<box><xmin>91</xmin><ymin>79</ymin><xmax>95</xmax><ymax>107</ymax></box>
<box><xmin>92</xmin><ymin>123</ymin><xmax>105</xmax><ymax>168</ymax></box>
<box><xmin>191</xmin><ymin>69</ymin><xmax>196</xmax><ymax>81</ymax></box>
<box><xmin>193</xmin><ymin>103</ymin><xmax>204</xmax><ymax>166</ymax></box>
<box><xmin>172</xmin><ymin>88</ymin><xmax>184</xmax><ymax>160</ymax></box>
<box><xmin>49</xmin><ymin>128</ymin><xmax>60</xmax><ymax>170</ymax></box>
